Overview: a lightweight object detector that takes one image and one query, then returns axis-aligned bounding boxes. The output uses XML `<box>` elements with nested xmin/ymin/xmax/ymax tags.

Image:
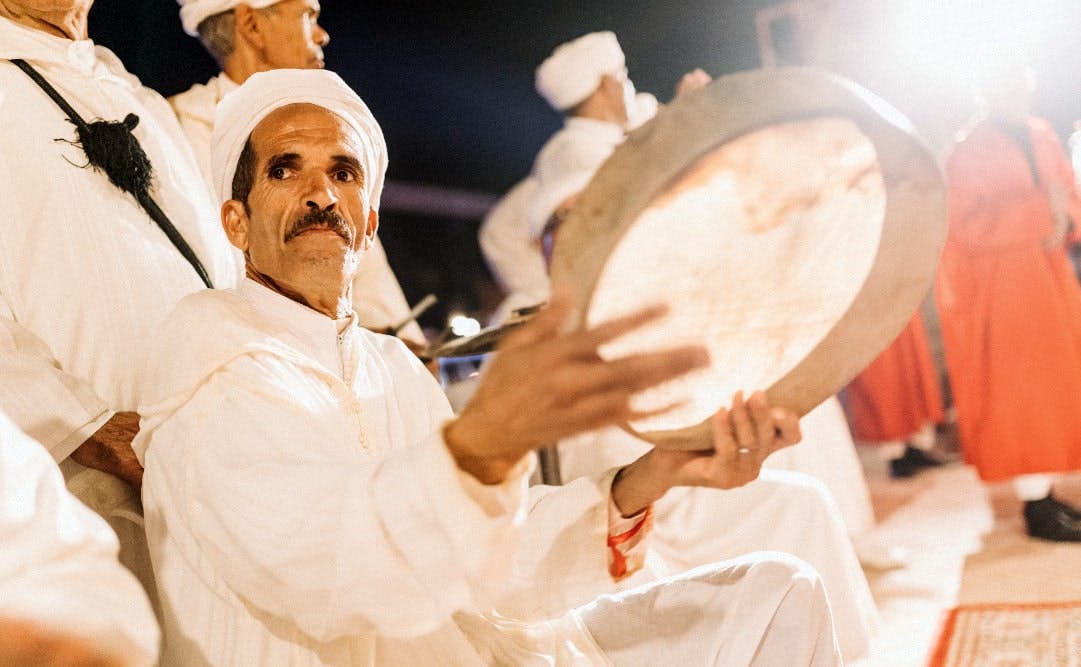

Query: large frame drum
<box><xmin>549</xmin><ymin>67</ymin><xmax>947</xmax><ymax>450</ymax></box>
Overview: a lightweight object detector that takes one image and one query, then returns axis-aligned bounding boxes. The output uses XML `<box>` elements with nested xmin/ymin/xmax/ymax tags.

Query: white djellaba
<box><xmin>136</xmin><ymin>68</ymin><xmax>842</xmax><ymax>667</ymax></box>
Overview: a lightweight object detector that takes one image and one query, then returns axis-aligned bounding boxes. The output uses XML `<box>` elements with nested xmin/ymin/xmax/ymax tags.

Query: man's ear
<box><xmin>362</xmin><ymin>208</ymin><xmax>379</xmax><ymax>250</ymax></box>
<box><xmin>233</xmin><ymin>3</ymin><xmax>266</xmax><ymax>52</ymax></box>
<box><xmin>221</xmin><ymin>200</ymin><xmax>250</xmax><ymax>252</ymax></box>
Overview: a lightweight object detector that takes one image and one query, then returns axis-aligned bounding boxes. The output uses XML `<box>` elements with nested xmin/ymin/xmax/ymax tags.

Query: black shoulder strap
<box><xmin>10</xmin><ymin>58</ymin><xmax>214</xmax><ymax>289</ymax></box>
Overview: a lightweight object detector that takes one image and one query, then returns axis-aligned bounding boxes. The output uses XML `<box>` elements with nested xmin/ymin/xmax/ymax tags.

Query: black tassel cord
<box><xmin>10</xmin><ymin>59</ymin><xmax>213</xmax><ymax>289</ymax></box>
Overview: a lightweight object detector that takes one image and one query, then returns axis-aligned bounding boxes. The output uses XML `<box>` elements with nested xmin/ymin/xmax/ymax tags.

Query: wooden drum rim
<box><xmin>549</xmin><ymin>66</ymin><xmax>948</xmax><ymax>450</ymax></box>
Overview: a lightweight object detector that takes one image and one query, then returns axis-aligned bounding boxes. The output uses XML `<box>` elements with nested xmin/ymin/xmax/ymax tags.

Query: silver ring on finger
<box><xmin>737</xmin><ymin>447</ymin><xmax>752</xmax><ymax>455</ymax></box>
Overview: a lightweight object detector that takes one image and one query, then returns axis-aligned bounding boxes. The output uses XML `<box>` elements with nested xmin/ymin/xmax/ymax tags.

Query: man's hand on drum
<box><xmin>443</xmin><ymin>291</ymin><xmax>709</xmax><ymax>485</ymax></box>
<box><xmin>610</xmin><ymin>391</ymin><xmax>802</xmax><ymax>517</ymax></box>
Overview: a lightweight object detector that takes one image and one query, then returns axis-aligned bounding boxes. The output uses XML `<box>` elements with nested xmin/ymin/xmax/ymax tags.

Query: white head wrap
<box><xmin>178</xmin><ymin>0</ymin><xmax>282</xmax><ymax>37</ymax></box>
<box><xmin>535</xmin><ymin>31</ymin><xmax>626</xmax><ymax>111</ymax></box>
<box><xmin>211</xmin><ymin>69</ymin><xmax>387</xmax><ymax>214</ymax></box>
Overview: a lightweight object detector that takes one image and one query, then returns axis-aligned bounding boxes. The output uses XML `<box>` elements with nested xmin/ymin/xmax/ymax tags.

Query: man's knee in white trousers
<box><xmin>577</xmin><ymin>552</ymin><xmax>842</xmax><ymax>666</ymax></box>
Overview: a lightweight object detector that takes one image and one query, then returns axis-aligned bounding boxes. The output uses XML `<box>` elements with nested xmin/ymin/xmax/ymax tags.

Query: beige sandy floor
<box><xmin>853</xmin><ymin>449</ymin><xmax>1081</xmax><ymax>666</ymax></box>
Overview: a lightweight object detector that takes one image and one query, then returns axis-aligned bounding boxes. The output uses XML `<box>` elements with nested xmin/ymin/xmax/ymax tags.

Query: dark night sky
<box><xmin>88</xmin><ymin>1</ymin><xmax>767</xmax><ymax>195</ymax></box>
<box><xmin>85</xmin><ymin>1</ymin><xmax>773</xmax><ymax>323</ymax></box>
<box><xmin>83</xmin><ymin>1</ymin><xmax>1081</xmax><ymax>326</ymax></box>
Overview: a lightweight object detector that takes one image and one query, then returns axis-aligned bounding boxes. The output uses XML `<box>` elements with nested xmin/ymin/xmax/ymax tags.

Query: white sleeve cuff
<box><xmin>48</xmin><ymin>410</ymin><xmax>113</xmax><ymax>464</ymax></box>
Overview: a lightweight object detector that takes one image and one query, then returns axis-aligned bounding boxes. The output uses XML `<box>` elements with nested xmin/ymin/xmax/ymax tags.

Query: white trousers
<box><xmin>648</xmin><ymin>471</ymin><xmax>877</xmax><ymax>662</ymax></box>
<box><xmin>576</xmin><ymin>553</ymin><xmax>842</xmax><ymax>667</ymax></box>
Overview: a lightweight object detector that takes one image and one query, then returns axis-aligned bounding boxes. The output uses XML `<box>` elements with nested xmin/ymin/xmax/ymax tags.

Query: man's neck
<box><xmin>0</xmin><ymin>3</ymin><xmax>90</xmax><ymax>41</ymax></box>
<box><xmin>222</xmin><ymin>49</ymin><xmax>268</xmax><ymax>87</ymax></box>
<box><xmin>246</xmin><ymin>264</ymin><xmax>352</xmax><ymax>319</ymax></box>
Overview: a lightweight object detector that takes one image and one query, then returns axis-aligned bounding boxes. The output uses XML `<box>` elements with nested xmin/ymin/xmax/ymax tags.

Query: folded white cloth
<box><xmin>535</xmin><ymin>31</ymin><xmax>625</xmax><ymax>111</ymax></box>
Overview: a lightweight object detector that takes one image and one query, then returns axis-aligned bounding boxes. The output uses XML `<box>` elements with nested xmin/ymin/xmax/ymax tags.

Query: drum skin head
<box><xmin>548</xmin><ymin>67</ymin><xmax>947</xmax><ymax>450</ymax></box>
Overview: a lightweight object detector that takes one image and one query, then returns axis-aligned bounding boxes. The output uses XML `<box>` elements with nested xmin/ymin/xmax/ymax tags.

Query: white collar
<box><xmin>212</xmin><ymin>72</ymin><xmax>240</xmax><ymax>101</ymax></box>
<box><xmin>238</xmin><ymin>278</ymin><xmax>356</xmax><ymax>367</ymax></box>
<box><xmin>0</xmin><ymin>16</ymin><xmax>136</xmax><ymax>87</ymax></box>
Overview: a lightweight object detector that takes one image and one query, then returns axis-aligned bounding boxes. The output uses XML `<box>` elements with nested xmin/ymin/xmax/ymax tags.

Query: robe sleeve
<box><xmin>478</xmin><ymin>179</ymin><xmax>551</xmax><ymax>299</ymax></box>
<box><xmin>494</xmin><ymin>468</ymin><xmax>658</xmax><ymax>620</ymax></box>
<box><xmin>0</xmin><ymin>413</ymin><xmax>158</xmax><ymax>667</ymax></box>
<box><xmin>0</xmin><ymin>294</ymin><xmax>112</xmax><ymax>462</ymax></box>
<box><xmin>148</xmin><ymin>353</ymin><xmax>530</xmax><ymax>643</ymax></box>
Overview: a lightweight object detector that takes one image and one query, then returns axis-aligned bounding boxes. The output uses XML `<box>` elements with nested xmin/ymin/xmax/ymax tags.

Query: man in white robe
<box><xmin>136</xmin><ymin>67</ymin><xmax>842</xmax><ymax>666</ymax></box>
<box><xmin>478</xmin><ymin>177</ymin><xmax>550</xmax><ymax>325</ymax></box>
<box><xmin>0</xmin><ymin>410</ymin><xmax>159</xmax><ymax>667</ymax></box>
<box><xmin>0</xmin><ymin>0</ymin><xmax>240</xmax><ymax>591</ymax></box>
<box><xmin>479</xmin><ymin>32</ymin><xmax>697</xmax><ymax>327</ymax></box>
<box><xmin>171</xmin><ymin>0</ymin><xmax>422</xmax><ymax>342</ymax></box>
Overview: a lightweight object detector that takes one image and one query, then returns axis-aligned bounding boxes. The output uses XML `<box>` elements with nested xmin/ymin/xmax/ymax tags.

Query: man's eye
<box><xmin>270</xmin><ymin>166</ymin><xmax>288</xmax><ymax>180</ymax></box>
<box><xmin>335</xmin><ymin>170</ymin><xmax>355</xmax><ymax>182</ymax></box>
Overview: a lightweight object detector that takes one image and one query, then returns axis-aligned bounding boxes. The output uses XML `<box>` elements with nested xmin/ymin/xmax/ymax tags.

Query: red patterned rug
<box><xmin>928</xmin><ymin>600</ymin><xmax>1081</xmax><ymax>666</ymax></box>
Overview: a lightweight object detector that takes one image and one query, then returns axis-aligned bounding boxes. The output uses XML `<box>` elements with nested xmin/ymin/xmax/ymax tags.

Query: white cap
<box><xmin>178</xmin><ymin>0</ymin><xmax>282</xmax><ymax>37</ymax></box>
<box><xmin>535</xmin><ymin>31</ymin><xmax>626</xmax><ymax>111</ymax></box>
<box><xmin>211</xmin><ymin>69</ymin><xmax>387</xmax><ymax>214</ymax></box>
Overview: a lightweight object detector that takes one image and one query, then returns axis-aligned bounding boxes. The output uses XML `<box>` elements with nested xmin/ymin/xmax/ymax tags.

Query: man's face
<box><xmin>3</xmin><ymin>0</ymin><xmax>91</xmax><ymax>15</ymax></box>
<box><xmin>599</xmin><ymin>69</ymin><xmax>633</xmax><ymax>127</ymax></box>
<box><xmin>258</xmin><ymin>0</ymin><xmax>329</xmax><ymax>69</ymax></box>
<box><xmin>0</xmin><ymin>0</ymin><xmax>94</xmax><ymax>38</ymax></box>
<box><xmin>223</xmin><ymin>103</ymin><xmax>377</xmax><ymax>297</ymax></box>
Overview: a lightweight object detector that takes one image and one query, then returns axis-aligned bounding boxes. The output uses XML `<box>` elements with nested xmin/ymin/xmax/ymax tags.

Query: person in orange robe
<box><xmin>844</xmin><ymin>311</ymin><xmax>945</xmax><ymax>478</ymax></box>
<box><xmin>937</xmin><ymin>54</ymin><xmax>1081</xmax><ymax>541</ymax></box>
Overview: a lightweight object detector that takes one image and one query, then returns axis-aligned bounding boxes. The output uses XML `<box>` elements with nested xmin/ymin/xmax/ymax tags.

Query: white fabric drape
<box><xmin>766</xmin><ymin>396</ymin><xmax>877</xmax><ymax>539</ymax></box>
<box><xmin>479</xmin><ymin>177</ymin><xmax>551</xmax><ymax>325</ymax></box>
<box><xmin>558</xmin><ymin>425</ymin><xmax>877</xmax><ymax>663</ymax></box>
<box><xmin>0</xmin><ymin>411</ymin><xmax>159</xmax><ymax>667</ymax></box>
<box><xmin>137</xmin><ymin>281</ymin><xmax>608</xmax><ymax>665</ymax></box>
<box><xmin>139</xmin><ymin>280</ymin><xmax>839</xmax><ymax>666</ymax></box>
<box><xmin>0</xmin><ymin>18</ymin><xmax>240</xmax><ymax>457</ymax></box>
<box><xmin>0</xmin><ymin>18</ymin><xmax>241</xmax><ymax>597</ymax></box>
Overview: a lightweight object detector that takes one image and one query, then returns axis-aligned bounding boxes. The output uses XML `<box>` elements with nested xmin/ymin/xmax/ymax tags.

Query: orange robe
<box><xmin>937</xmin><ymin>116</ymin><xmax>1081</xmax><ymax>482</ymax></box>
<box><xmin>844</xmin><ymin>312</ymin><xmax>944</xmax><ymax>442</ymax></box>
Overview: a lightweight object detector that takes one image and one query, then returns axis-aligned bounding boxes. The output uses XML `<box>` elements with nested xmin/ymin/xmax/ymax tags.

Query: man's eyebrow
<box><xmin>331</xmin><ymin>155</ymin><xmax>365</xmax><ymax>182</ymax></box>
<box><xmin>331</xmin><ymin>155</ymin><xmax>363</xmax><ymax>172</ymax></box>
<box><xmin>266</xmin><ymin>153</ymin><xmax>301</xmax><ymax>171</ymax></box>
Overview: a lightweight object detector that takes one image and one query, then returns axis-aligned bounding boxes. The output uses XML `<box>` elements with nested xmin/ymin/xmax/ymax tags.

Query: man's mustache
<box><xmin>284</xmin><ymin>209</ymin><xmax>353</xmax><ymax>244</ymax></box>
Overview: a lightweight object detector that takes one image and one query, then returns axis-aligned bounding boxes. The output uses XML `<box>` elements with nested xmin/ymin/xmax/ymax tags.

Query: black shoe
<box><xmin>1047</xmin><ymin>495</ymin><xmax>1081</xmax><ymax>521</ymax></box>
<box><xmin>1024</xmin><ymin>497</ymin><xmax>1081</xmax><ymax>542</ymax></box>
<box><xmin>889</xmin><ymin>445</ymin><xmax>945</xmax><ymax>479</ymax></box>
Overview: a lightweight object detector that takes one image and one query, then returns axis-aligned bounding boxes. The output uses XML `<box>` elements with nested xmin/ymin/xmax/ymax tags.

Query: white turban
<box><xmin>178</xmin><ymin>0</ymin><xmax>282</xmax><ymax>37</ymax></box>
<box><xmin>211</xmin><ymin>69</ymin><xmax>388</xmax><ymax>214</ymax></box>
<box><xmin>535</xmin><ymin>31</ymin><xmax>626</xmax><ymax>111</ymax></box>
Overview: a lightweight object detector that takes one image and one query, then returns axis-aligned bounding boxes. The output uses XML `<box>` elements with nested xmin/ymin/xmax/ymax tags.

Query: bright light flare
<box><xmin>449</xmin><ymin>314</ymin><xmax>481</xmax><ymax>337</ymax></box>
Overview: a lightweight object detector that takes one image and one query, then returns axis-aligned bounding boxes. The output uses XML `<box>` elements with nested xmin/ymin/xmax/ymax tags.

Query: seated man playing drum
<box><xmin>135</xmin><ymin>69</ymin><xmax>842</xmax><ymax>666</ymax></box>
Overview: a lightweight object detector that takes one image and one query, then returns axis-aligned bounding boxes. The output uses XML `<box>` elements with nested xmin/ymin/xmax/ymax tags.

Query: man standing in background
<box><xmin>172</xmin><ymin>0</ymin><xmax>423</xmax><ymax>342</ymax></box>
<box><xmin>0</xmin><ymin>0</ymin><xmax>239</xmax><ymax>591</ymax></box>
<box><xmin>938</xmin><ymin>50</ymin><xmax>1081</xmax><ymax>541</ymax></box>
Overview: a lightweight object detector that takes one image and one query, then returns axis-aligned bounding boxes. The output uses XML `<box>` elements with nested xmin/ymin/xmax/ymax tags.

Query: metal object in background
<box><xmin>536</xmin><ymin>444</ymin><xmax>562</xmax><ymax>486</ymax></box>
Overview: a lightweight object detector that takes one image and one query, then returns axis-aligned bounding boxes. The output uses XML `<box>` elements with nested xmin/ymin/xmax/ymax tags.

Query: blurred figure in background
<box><xmin>478</xmin><ymin>31</ymin><xmax>706</xmax><ymax>328</ymax></box>
<box><xmin>0</xmin><ymin>410</ymin><xmax>158</xmax><ymax>667</ymax></box>
<box><xmin>844</xmin><ymin>312</ymin><xmax>946</xmax><ymax>478</ymax></box>
<box><xmin>937</xmin><ymin>49</ymin><xmax>1081</xmax><ymax>541</ymax></box>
